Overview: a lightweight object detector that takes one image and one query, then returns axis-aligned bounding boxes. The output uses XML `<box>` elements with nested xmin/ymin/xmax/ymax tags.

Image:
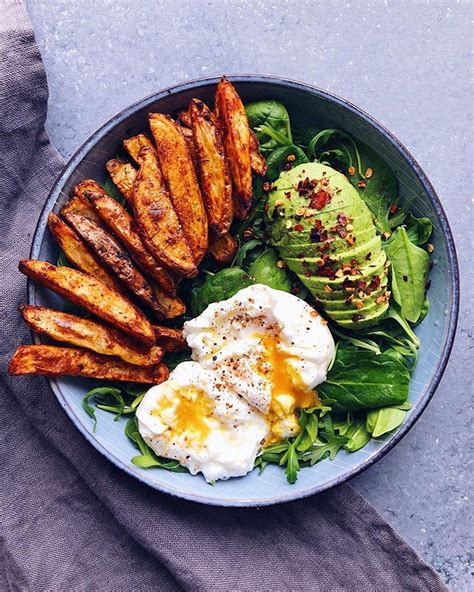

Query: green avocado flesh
<box><xmin>267</xmin><ymin>162</ymin><xmax>389</xmax><ymax>327</ymax></box>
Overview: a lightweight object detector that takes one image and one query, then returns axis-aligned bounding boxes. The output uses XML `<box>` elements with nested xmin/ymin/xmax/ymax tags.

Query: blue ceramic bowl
<box><xmin>29</xmin><ymin>76</ymin><xmax>459</xmax><ymax>506</ymax></box>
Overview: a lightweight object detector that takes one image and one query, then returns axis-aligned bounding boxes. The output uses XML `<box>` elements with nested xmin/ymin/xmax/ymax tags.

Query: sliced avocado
<box><xmin>282</xmin><ymin>236</ymin><xmax>382</xmax><ymax>274</ymax></box>
<box><xmin>335</xmin><ymin>301</ymin><xmax>390</xmax><ymax>329</ymax></box>
<box><xmin>266</xmin><ymin>162</ymin><xmax>389</xmax><ymax>328</ymax></box>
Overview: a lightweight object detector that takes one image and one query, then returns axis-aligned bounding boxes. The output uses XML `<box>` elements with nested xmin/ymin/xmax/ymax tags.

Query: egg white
<box><xmin>136</xmin><ymin>361</ymin><xmax>268</xmax><ymax>482</ymax></box>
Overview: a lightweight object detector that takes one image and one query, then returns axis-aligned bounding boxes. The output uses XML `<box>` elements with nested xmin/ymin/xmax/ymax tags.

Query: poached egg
<box><xmin>137</xmin><ymin>284</ymin><xmax>334</xmax><ymax>482</ymax></box>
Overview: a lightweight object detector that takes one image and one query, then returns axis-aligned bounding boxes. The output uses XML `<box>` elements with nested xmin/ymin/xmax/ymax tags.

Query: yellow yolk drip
<box><xmin>151</xmin><ymin>387</ymin><xmax>212</xmax><ymax>445</ymax></box>
<box><xmin>257</xmin><ymin>334</ymin><xmax>319</xmax><ymax>443</ymax></box>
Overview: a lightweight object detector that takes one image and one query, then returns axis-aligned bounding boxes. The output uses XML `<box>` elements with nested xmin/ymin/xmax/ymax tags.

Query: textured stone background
<box><xmin>25</xmin><ymin>0</ymin><xmax>473</xmax><ymax>588</ymax></box>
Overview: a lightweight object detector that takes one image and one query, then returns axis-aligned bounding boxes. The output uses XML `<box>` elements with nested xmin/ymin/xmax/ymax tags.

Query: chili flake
<box><xmin>357</xmin><ymin>181</ymin><xmax>366</xmax><ymax>189</ymax></box>
<box><xmin>365</xmin><ymin>168</ymin><xmax>373</xmax><ymax>179</ymax></box>
<box><xmin>348</xmin><ymin>166</ymin><xmax>355</xmax><ymax>176</ymax></box>
<box><xmin>294</xmin><ymin>224</ymin><xmax>304</xmax><ymax>232</ymax></box>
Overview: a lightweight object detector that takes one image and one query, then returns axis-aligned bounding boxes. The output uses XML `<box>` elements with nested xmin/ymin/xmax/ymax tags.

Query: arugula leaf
<box><xmin>56</xmin><ymin>250</ymin><xmax>72</xmax><ymax>267</ymax></box>
<box><xmin>302</xmin><ymin>433</ymin><xmax>349</xmax><ymax>465</ymax></box>
<box><xmin>284</xmin><ymin>442</ymin><xmax>300</xmax><ymax>484</ymax></box>
<box><xmin>82</xmin><ymin>387</ymin><xmax>123</xmax><ymax>431</ymax></box>
<box><xmin>404</xmin><ymin>213</ymin><xmax>433</xmax><ymax>246</ymax></box>
<box><xmin>385</xmin><ymin>227</ymin><xmax>430</xmax><ymax>322</ymax></box>
<box><xmin>319</xmin><ymin>349</ymin><xmax>410</xmax><ymax>412</ymax></box>
<box><xmin>125</xmin><ymin>417</ymin><xmax>187</xmax><ymax>472</ymax></box>
<box><xmin>232</xmin><ymin>239</ymin><xmax>264</xmax><ymax>269</ymax></box>
<box><xmin>296</xmin><ymin>412</ymin><xmax>319</xmax><ymax>452</ymax></box>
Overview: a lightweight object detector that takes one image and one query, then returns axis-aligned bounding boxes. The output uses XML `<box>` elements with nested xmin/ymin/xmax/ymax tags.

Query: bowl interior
<box><xmin>30</xmin><ymin>77</ymin><xmax>457</xmax><ymax>506</ymax></box>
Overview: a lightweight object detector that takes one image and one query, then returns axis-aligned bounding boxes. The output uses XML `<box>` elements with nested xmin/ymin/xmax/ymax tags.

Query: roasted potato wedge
<box><xmin>106</xmin><ymin>159</ymin><xmax>137</xmax><ymax>202</ymax></box>
<box><xmin>20</xmin><ymin>305</ymin><xmax>162</xmax><ymax>367</ymax></box>
<box><xmin>9</xmin><ymin>345</ymin><xmax>169</xmax><ymax>384</ymax></box>
<box><xmin>63</xmin><ymin>212</ymin><xmax>168</xmax><ymax>320</ymax></box>
<box><xmin>189</xmin><ymin>99</ymin><xmax>233</xmax><ymax>237</ymax></box>
<box><xmin>180</xmin><ymin>127</ymin><xmax>199</xmax><ymax>171</ymax></box>
<box><xmin>149</xmin><ymin>113</ymin><xmax>208</xmax><ymax>264</ymax></box>
<box><xmin>123</xmin><ymin>134</ymin><xmax>155</xmax><ymax>165</ymax></box>
<box><xmin>249</xmin><ymin>129</ymin><xmax>267</xmax><ymax>176</ymax></box>
<box><xmin>153</xmin><ymin>287</ymin><xmax>186</xmax><ymax>319</ymax></box>
<box><xmin>132</xmin><ymin>145</ymin><xmax>197</xmax><ymax>277</ymax></box>
<box><xmin>86</xmin><ymin>184</ymin><xmax>177</xmax><ymax>295</ymax></box>
<box><xmin>177</xmin><ymin>109</ymin><xmax>192</xmax><ymax>127</ymax></box>
<box><xmin>215</xmin><ymin>78</ymin><xmax>253</xmax><ymax>219</ymax></box>
<box><xmin>153</xmin><ymin>325</ymin><xmax>187</xmax><ymax>352</ymax></box>
<box><xmin>19</xmin><ymin>260</ymin><xmax>154</xmax><ymax>346</ymax></box>
<box><xmin>208</xmin><ymin>232</ymin><xmax>238</xmax><ymax>264</ymax></box>
<box><xmin>47</xmin><ymin>213</ymin><xmax>124</xmax><ymax>293</ymax></box>
<box><xmin>61</xmin><ymin>191</ymin><xmax>101</xmax><ymax>224</ymax></box>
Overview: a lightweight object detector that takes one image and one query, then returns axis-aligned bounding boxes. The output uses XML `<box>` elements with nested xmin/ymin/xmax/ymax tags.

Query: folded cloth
<box><xmin>0</xmin><ymin>1</ymin><xmax>447</xmax><ymax>590</ymax></box>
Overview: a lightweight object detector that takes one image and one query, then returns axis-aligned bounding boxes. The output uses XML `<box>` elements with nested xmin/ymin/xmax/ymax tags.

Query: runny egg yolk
<box><xmin>256</xmin><ymin>333</ymin><xmax>319</xmax><ymax>442</ymax></box>
<box><xmin>151</xmin><ymin>387</ymin><xmax>212</xmax><ymax>446</ymax></box>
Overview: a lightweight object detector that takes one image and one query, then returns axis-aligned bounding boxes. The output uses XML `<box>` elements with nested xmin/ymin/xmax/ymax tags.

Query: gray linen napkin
<box><xmin>0</xmin><ymin>2</ymin><xmax>448</xmax><ymax>590</ymax></box>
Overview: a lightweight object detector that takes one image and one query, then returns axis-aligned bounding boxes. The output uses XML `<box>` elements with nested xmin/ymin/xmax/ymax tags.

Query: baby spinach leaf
<box><xmin>343</xmin><ymin>419</ymin><xmax>371</xmax><ymax>452</ymax></box>
<box><xmin>385</xmin><ymin>227</ymin><xmax>430</xmax><ymax>322</ymax></box>
<box><xmin>163</xmin><ymin>350</ymin><xmax>192</xmax><ymax>371</ymax></box>
<box><xmin>319</xmin><ymin>349</ymin><xmax>410</xmax><ymax>412</ymax></box>
<box><xmin>349</xmin><ymin>142</ymin><xmax>398</xmax><ymax>234</ymax></box>
<box><xmin>382</xmin><ymin>304</ymin><xmax>420</xmax><ymax>347</ymax></box>
<box><xmin>190</xmin><ymin>267</ymin><xmax>254</xmax><ymax>316</ymax></box>
<box><xmin>265</xmin><ymin>146</ymin><xmax>309</xmax><ymax>182</ymax></box>
<box><xmin>366</xmin><ymin>407</ymin><xmax>407</xmax><ymax>438</ymax></box>
<box><xmin>404</xmin><ymin>213</ymin><xmax>433</xmax><ymax>246</ymax></box>
<box><xmin>103</xmin><ymin>175</ymin><xmax>126</xmax><ymax>206</ymax></box>
<box><xmin>248</xmin><ymin>249</ymin><xmax>292</xmax><ymax>293</ymax></box>
<box><xmin>246</xmin><ymin>100</ymin><xmax>292</xmax><ymax>155</ymax></box>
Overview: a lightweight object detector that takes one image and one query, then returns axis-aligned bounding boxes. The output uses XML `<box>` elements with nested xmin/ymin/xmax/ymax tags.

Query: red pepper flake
<box><xmin>294</xmin><ymin>224</ymin><xmax>304</xmax><ymax>232</ymax></box>
<box><xmin>357</xmin><ymin>181</ymin><xmax>366</xmax><ymax>189</ymax></box>
<box><xmin>389</xmin><ymin>203</ymin><xmax>399</xmax><ymax>214</ymax></box>
<box><xmin>370</xmin><ymin>275</ymin><xmax>381</xmax><ymax>290</ymax></box>
<box><xmin>352</xmin><ymin>313</ymin><xmax>365</xmax><ymax>322</ymax></box>
<box><xmin>309</xmin><ymin>190</ymin><xmax>332</xmax><ymax>210</ymax></box>
<box><xmin>304</xmin><ymin>271</ymin><xmax>312</xmax><ymax>278</ymax></box>
<box><xmin>365</xmin><ymin>252</ymin><xmax>372</xmax><ymax>261</ymax></box>
<box><xmin>348</xmin><ymin>166</ymin><xmax>355</xmax><ymax>176</ymax></box>
<box><xmin>291</xmin><ymin>285</ymin><xmax>301</xmax><ymax>295</ymax></box>
<box><xmin>262</xmin><ymin>181</ymin><xmax>272</xmax><ymax>192</ymax></box>
<box><xmin>346</xmin><ymin>235</ymin><xmax>356</xmax><ymax>246</ymax></box>
<box><xmin>337</xmin><ymin>213</ymin><xmax>348</xmax><ymax>225</ymax></box>
<box><xmin>365</xmin><ymin>168</ymin><xmax>373</xmax><ymax>179</ymax></box>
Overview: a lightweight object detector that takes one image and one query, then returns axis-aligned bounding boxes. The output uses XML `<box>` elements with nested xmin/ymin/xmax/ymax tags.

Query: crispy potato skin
<box><xmin>124</xmin><ymin>134</ymin><xmax>155</xmax><ymax>165</ymax></box>
<box><xmin>208</xmin><ymin>232</ymin><xmax>238</xmax><ymax>264</ymax></box>
<box><xmin>106</xmin><ymin>159</ymin><xmax>137</xmax><ymax>202</ymax></box>
<box><xmin>47</xmin><ymin>213</ymin><xmax>123</xmax><ymax>293</ymax></box>
<box><xmin>86</xmin><ymin>185</ymin><xmax>177</xmax><ymax>296</ymax></box>
<box><xmin>149</xmin><ymin>113</ymin><xmax>208</xmax><ymax>264</ymax></box>
<box><xmin>9</xmin><ymin>345</ymin><xmax>169</xmax><ymax>384</ymax></box>
<box><xmin>132</xmin><ymin>145</ymin><xmax>197</xmax><ymax>277</ymax></box>
<box><xmin>249</xmin><ymin>129</ymin><xmax>267</xmax><ymax>176</ymax></box>
<box><xmin>153</xmin><ymin>325</ymin><xmax>187</xmax><ymax>352</ymax></box>
<box><xmin>152</xmin><ymin>287</ymin><xmax>186</xmax><ymax>319</ymax></box>
<box><xmin>19</xmin><ymin>260</ymin><xmax>155</xmax><ymax>346</ymax></box>
<box><xmin>189</xmin><ymin>99</ymin><xmax>233</xmax><ymax>237</ymax></box>
<box><xmin>64</xmin><ymin>211</ymin><xmax>168</xmax><ymax>319</ymax></box>
<box><xmin>215</xmin><ymin>78</ymin><xmax>253</xmax><ymax>219</ymax></box>
<box><xmin>20</xmin><ymin>305</ymin><xmax>162</xmax><ymax>367</ymax></box>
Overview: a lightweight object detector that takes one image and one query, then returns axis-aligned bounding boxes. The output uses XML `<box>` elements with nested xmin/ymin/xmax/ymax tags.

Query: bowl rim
<box><xmin>29</xmin><ymin>74</ymin><xmax>460</xmax><ymax>507</ymax></box>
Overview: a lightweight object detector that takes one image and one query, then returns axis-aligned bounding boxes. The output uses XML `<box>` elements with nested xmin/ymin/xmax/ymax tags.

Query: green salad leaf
<box><xmin>103</xmin><ymin>175</ymin><xmax>126</xmax><ymax>205</ymax></box>
<box><xmin>366</xmin><ymin>403</ymin><xmax>410</xmax><ymax>438</ymax></box>
<box><xmin>385</xmin><ymin>227</ymin><xmax>430</xmax><ymax>322</ymax></box>
<box><xmin>265</xmin><ymin>146</ymin><xmax>309</xmax><ymax>182</ymax></box>
<box><xmin>248</xmin><ymin>249</ymin><xmax>292</xmax><ymax>293</ymax></box>
<box><xmin>190</xmin><ymin>267</ymin><xmax>254</xmax><ymax>316</ymax></box>
<box><xmin>318</xmin><ymin>348</ymin><xmax>410</xmax><ymax>412</ymax></box>
<box><xmin>404</xmin><ymin>213</ymin><xmax>433</xmax><ymax>246</ymax></box>
<box><xmin>246</xmin><ymin>100</ymin><xmax>292</xmax><ymax>155</ymax></box>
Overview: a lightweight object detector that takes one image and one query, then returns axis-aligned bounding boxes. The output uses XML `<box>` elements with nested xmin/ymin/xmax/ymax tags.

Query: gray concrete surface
<box><xmin>25</xmin><ymin>0</ymin><xmax>473</xmax><ymax>588</ymax></box>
